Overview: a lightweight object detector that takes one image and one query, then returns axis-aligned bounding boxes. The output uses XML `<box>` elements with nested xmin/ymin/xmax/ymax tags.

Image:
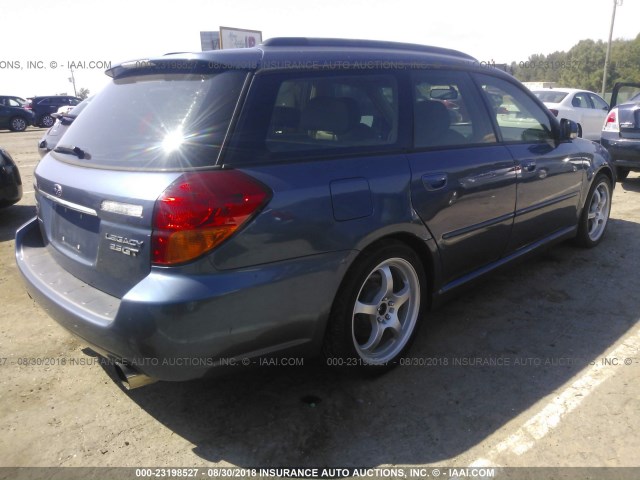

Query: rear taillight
<box><xmin>549</xmin><ymin>109</ymin><xmax>559</xmax><ymax>117</ymax></box>
<box><xmin>603</xmin><ymin>108</ymin><xmax>619</xmax><ymax>133</ymax></box>
<box><xmin>152</xmin><ymin>171</ymin><xmax>271</xmax><ymax>265</ymax></box>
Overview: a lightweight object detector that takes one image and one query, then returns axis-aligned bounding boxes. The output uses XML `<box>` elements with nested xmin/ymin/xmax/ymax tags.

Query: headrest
<box><xmin>300</xmin><ymin>96</ymin><xmax>360</xmax><ymax>134</ymax></box>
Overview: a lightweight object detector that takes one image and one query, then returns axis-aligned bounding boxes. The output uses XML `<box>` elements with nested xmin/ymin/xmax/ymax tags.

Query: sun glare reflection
<box><xmin>162</xmin><ymin>128</ymin><xmax>185</xmax><ymax>152</ymax></box>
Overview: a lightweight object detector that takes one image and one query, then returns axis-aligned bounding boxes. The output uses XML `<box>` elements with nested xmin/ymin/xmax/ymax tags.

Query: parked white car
<box><xmin>56</xmin><ymin>104</ymin><xmax>76</xmax><ymax>115</ymax></box>
<box><xmin>532</xmin><ymin>88</ymin><xmax>609</xmax><ymax>141</ymax></box>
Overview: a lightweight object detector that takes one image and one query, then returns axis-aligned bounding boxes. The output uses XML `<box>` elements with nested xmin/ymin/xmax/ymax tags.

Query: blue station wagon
<box><xmin>15</xmin><ymin>38</ymin><xmax>614</xmax><ymax>388</ymax></box>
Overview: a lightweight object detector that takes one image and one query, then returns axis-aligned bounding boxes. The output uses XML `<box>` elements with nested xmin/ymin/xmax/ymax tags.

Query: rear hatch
<box><xmin>609</xmin><ymin>83</ymin><xmax>640</xmax><ymax>139</ymax></box>
<box><xmin>33</xmin><ymin>57</ymin><xmax>252</xmax><ymax>298</ymax></box>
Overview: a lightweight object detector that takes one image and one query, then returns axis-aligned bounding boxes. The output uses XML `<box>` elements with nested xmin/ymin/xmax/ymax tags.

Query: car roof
<box><xmin>106</xmin><ymin>37</ymin><xmax>515</xmax><ymax>80</ymax></box>
<box><xmin>32</xmin><ymin>95</ymin><xmax>80</xmax><ymax>100</ymax></box>
<box><xmin>532</xmin><ymin>88</ymin><xmax>600</xmax><ymax>95</ymax></box>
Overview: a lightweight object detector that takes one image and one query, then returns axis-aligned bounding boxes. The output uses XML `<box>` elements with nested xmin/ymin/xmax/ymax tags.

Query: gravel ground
<box><xmin>1</xmin><ymin>129</ymin><xmax>638</xmax><ymax>477</ymax></box>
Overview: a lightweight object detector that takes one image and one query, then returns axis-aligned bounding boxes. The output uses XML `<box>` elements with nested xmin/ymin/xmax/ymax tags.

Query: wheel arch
<box><xmin>341</xmin><ymin>231</ymin><xmax>439</xmax><ymax>311</ymax></box>
<box><xmin>321</xmin><ymin>231</ymin><xmax>438</xmax><ymax>368</ymax></box>
<box><xmin>597</xmin><ymin>165</ymin><xmax>614</xmax><ymax>185</ymax></box>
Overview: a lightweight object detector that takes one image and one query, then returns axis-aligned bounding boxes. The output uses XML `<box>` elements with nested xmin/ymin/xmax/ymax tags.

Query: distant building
<box><xmin>201</xmin><ymin>28</ymin><xmax>263</xmax><ymax>51</ymax></box>
<box><xmin>200</xmin><ymin>31</ymin><xmax>221</xmax><ymax>51</ymax></box>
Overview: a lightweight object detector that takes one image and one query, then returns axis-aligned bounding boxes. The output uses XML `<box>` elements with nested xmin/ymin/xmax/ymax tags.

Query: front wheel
<box><xmin>575</xmin><ymin>173</ymin><xmax>612</xmax><ymax>248</ymax></box>
<box><xmin>323</xmin><ymin>241</ymin><xmax>426</xmax><ymax>373</ymax></box>
<box><xmin>9</xmin><ymin>116</ymin><xmax>27</xmax><ymax>132</ymax></box>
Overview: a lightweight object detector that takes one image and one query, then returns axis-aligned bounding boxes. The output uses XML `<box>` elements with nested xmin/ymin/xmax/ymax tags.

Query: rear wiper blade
<box><xmin>60</xmin><ymin>114</ymin><xmax>78</xmax><ymax>126</ymax></box>
<box><xmin>54</xmin><ymin>145</ymin><xmax>90</xmax><ymax>160</ymax></box>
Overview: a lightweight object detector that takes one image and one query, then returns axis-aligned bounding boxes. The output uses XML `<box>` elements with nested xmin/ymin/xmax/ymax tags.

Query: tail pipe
<box><xmin>114</xmin><ymin>362</ymin><xmax>157</xmax><ymax>390</ymax></box>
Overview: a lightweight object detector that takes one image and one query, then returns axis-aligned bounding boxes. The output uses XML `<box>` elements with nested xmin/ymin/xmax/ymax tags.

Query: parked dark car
<box><xmin>0</xmin><ymin>148</ymin><xmax>23</xmax><ymax>207</ymax></box>
<box><xmin>38</xmin><ymin>97</ymin><xmax>92</xmax><ymax>158</ymax></box>
<box><xmin>15</xmin><ymin>38</ymin><xmax>614</xmax><ymax>389</ymax></box>
<box><xmin>25</xmin><ymin>95</ymin><xmax>82</xmax><ymax>128</ymax></box>
<box><xmin>0</xmin><ymin>96</ymin><xmax>35</xmax><ymax>132</ymax></box>
<box><xmin>601</xmin><ymin>82</ymin><xmax>640</xmax><ymax>181</ymax></box>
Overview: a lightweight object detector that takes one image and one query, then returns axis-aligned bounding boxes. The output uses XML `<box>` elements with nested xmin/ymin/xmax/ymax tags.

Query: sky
<box><xmin>1</xmin><ymin>0</ymin><xmax>638</xmax><ymax>99</ymax></box>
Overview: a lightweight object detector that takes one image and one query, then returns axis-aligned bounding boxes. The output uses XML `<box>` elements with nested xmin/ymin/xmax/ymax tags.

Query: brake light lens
<box><xmin>603</xmin><ymin>108</ymin><xmax>619</xmax><ymax>132</ymax></box>
<box><xmin>152</xmin><ymin>171</ymin><xmax>271</xmax><ymax>265</ymax></box>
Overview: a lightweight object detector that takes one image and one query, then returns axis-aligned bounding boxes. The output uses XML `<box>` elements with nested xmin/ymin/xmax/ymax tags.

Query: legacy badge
<box><xmin>105</xmin><ymin>233</ymin><xmax>144</xmax><ymax>257</ymax></box>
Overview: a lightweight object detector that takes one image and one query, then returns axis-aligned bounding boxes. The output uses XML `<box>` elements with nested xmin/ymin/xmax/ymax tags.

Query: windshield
<box><xmin>532</xmin><ymin>91</ymin><xmax>568</xmax><ymax>103</ymax></box>
<box><xmin>54</xmin><ymin>71</ymin><xmax>247</xmax><ymax>170</ymax></box>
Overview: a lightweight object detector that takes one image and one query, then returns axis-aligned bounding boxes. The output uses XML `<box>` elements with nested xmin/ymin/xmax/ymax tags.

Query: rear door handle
<box><xmin>422</xmin><ymin>173</ymin><xmax>448</xmax><ymax>191</ymax></box>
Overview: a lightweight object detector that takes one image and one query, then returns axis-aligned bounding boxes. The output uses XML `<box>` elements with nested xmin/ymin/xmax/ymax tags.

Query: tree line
<box><xmin>509</xmin><ymin>34</ymin><xmax>640</xmax><ymax>93</ymax></box>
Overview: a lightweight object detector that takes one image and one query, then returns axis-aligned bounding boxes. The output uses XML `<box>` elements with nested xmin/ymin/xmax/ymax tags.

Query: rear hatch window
<box><xmin>53</xmin><ymin>71</ymin><xmax>247</xmax><ymax>170</ymax></box>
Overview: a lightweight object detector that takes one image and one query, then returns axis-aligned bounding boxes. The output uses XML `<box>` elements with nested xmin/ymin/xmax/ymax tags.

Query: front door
<box><xmin>407</xmin><ymin>70</ymin><xmax>517</xmax><ymax>285</ymax></box>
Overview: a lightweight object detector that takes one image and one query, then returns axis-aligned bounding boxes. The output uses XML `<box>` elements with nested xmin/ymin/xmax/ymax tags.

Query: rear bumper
<box><xmin>15</xmin><ymin>217</ymin><xmax>354</xmax><ymax>381</ymax></box>
<box><xmin>601</xmin><ymin>135</ymin><xmax>640</xmax><ymax>169</ymax></box>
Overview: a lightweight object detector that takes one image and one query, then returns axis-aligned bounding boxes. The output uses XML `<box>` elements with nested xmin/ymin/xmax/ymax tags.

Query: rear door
<box><xmin>587</xmin><ymin>92</ymin><xmax>610</xmax><ymax>133</ymax></box>
<box><xmin>474</xmin><ymin>74</ymin><xmax>585</xmax><ymax>252</ymax></box>
<box><xmin>33</xmin><ymin>69</ymin><xmax>248</xmax><ymax>298</ymax></box>
<box><xmin>571</xmin><ymin>91</ymin><xmax>603</xmax><ymax>139</ymax></box>
<box><xmin>407</xmin><ymin>70</ymin><xmax>517</xmax><ymax>285</ymax></box>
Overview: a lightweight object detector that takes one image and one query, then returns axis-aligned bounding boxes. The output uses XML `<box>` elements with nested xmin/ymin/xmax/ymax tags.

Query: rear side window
<box><xmin>54</xmin><ymin>71</ymin><xmax>247</xmax><ymax>170</ymax></box>
<box><xmin>572</xmin><ymin>92</ymin><xmax>592</xmax><ymax>108</ymax></box>
<box><xmin>533</xmin><ymin>91</ymin><xmax>568</xmax><ymax>103</ymax></box>
<box><xmin>264</xmin><ymin>74</ymin><xmax>398</xmax><ymax>153</ymax></box>
<box><xmin>476</xmin><ymin>74</ymin><xmax>554</xmax><ymax>143</ymax></box>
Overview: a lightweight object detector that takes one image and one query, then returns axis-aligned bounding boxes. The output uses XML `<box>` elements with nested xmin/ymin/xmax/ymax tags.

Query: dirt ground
<box><xmin>1</xmin><ymin>129</ymin><xmax>639</xmax><ymax>476</ymax></box>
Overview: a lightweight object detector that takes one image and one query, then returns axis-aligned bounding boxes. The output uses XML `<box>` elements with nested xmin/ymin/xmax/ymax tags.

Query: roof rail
<box><xmin>261</xmin><ymin>37</ymin><xmax>476</xmax><ymax>61</ymax></box>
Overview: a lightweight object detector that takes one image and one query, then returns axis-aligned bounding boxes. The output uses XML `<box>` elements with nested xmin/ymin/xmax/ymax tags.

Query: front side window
<box><xmin>476</xmin><ymin>74</ymin><xmax>554</xmax><ymax>143</ymax></box>
<box><xmin>264</xmin><ymin>73</ymin><xmax>398</xmax><ymax>153</ymax></box>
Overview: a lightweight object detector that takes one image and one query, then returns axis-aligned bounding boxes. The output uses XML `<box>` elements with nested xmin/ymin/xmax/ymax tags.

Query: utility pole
<box><xmin>68</xmin><ymin>68</ymin><xmax>77</xmax><ymax>97</ymax></box>
<box><xmin>601</xmin><ymin>0</ymin><xmax>623</xmax><ymax>97</ymax></box>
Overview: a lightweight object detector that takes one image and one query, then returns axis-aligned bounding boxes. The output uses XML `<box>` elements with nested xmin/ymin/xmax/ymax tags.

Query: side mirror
<box><xmin>560</xmin><ymin>118</ymin><xmax>578</xmax><ymax>140</ymax></box>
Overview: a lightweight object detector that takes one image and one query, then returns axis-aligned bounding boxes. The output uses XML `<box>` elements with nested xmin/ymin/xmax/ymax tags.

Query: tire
<box><xmin>616</xmin><ymin>167</ymin><xmax>630</xmax><ymax>182</ymax></box>
<box><xmin>9</xmin><ymin>116</ymin><xmax>27</xmax><ymax>132</ymax></box>
<box><xmin>40</xmin><ymin>114</ymin><xmax>54</xmax><ymax>128</ymax></box>
<box><xmin>323</xmin><ymin>240</ymin><xmax>426</xmax><ymax>373</ymax></box>
<box><xmin>575</xmin><ymin>173</ymin><xmax>612</xmax><ymax>248</ymax></box>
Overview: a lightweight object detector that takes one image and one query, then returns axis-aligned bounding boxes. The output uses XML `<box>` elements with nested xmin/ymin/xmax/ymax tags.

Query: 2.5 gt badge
<box><xmin>105</xmin><ymin>233</ymin><xmax>144</xmax><ymax>257</ymax></box>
